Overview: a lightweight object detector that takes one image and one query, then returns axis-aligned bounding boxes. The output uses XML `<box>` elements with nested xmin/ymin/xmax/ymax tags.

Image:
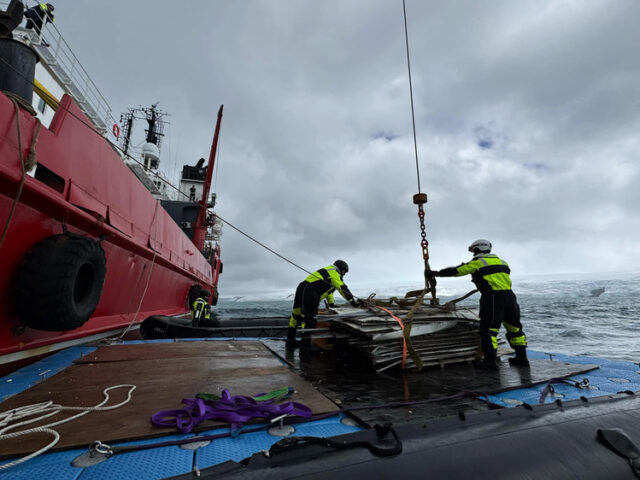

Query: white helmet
<box><xmin>468</xmin><ymin>239</ymin><xmax>492</xmax><ymax>254</ymax></box>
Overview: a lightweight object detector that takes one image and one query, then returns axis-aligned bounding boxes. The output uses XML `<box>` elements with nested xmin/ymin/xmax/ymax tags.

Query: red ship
<box><xmin>0</xmin><ymin>24</ymin><xmax>223</xmax><ymax>366</ymax></box>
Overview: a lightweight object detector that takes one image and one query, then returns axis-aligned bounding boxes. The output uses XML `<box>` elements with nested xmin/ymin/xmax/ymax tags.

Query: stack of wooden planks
<box><xmin>321</xmin><ymin>301</ymin><xmax>489</xmax><ymax>372</ymax></box>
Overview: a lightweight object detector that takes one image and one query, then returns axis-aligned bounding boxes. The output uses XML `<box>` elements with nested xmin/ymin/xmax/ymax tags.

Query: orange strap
<box><xmin>375</xmin><ymin>305</ymin><xmax>407</xmax><ymax>369</ymax></box>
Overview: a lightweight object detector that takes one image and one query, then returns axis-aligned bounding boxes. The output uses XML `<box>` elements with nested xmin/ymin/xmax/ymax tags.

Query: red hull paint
<box><xmin>0</xmin><ymin>93</ymin><xmax>221</xmax><ymax>360</ymax></box>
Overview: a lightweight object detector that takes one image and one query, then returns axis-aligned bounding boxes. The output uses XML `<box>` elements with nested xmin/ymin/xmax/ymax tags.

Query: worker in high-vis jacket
<box><xmin>24</xmin><ymin>3</ymin><xmax>54</xmax><ymax>35</ymax></box>
<box><xmin>287</xmin><ymin>260</ymin><xmax>360</xmax><ymax>348</ymax></box>
<box><xmin>191</xmin><ymin>290</ymin><xmax>211</xmax><ymax>327</ymax></box>
<box><xmin>426</xmin><ymin>240</ymin><xmax>528</xmax><ymax>370</ymax></box>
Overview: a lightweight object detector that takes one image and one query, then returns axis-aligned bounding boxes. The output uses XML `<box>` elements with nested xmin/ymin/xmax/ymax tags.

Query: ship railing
<box><xmin>3</xmin><ymin>1</ymin><xmax>117</xmax><ymax>136</ymax></box>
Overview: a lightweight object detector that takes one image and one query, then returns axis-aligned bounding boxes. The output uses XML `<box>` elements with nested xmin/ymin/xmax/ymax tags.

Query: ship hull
<box><xmin>0</xmin><ymin>92</ymin><xmax>221</xmax><ymax>363</ymax></box>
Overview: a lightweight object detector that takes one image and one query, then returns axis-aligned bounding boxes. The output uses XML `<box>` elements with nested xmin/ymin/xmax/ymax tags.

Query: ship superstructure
<box><xmin>117</xmin><ymin>102</ymin><xmax>224</xmax><ymax>299</ymax></box>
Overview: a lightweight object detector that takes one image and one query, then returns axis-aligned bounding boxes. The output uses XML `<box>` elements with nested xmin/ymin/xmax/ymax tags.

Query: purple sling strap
<box><xmin>151</xmin><ymin>388</ymin><xmax>312</xmax><ymax>435</ymax></box>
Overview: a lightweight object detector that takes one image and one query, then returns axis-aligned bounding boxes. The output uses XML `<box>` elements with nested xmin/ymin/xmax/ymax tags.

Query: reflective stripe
<box><xmin>503</xmin><ymin>321</ymin><xmax>520</xmax><ymax>333</ymax></box>
<box><xmin>289</xmin><ymin>315</ymin><xmax>303</xmax><ymax>328</ymax></box>
<box><xmin>484</xmin><ymin>272</ymin><xmax>511</xmax><ymax>290</ymax></box>
<box><xmin>454</xmin><ymin>254</ymin><xmax>512</xmax><ymax>292</ymax></box>
<box><xmin>489</xmin><ymin>327</ymin><xmax>499</xmax><ymax>349</ymax></box>
<box><xmin>509</xmin><ymin>335</ymin><xmax>527</xmax><ymax>346</ymax></box>
<box><xmin>304</xmin><ymin>265</ymin><xmax>353</xmax><ymax>303</ymax></box>
<box><xmin>289</xmin><ymin>307</ymin><xmax>303</xmax><ymax>328</ymax></box>
<box><xmin>304</xmin><ymin>267</ymin><xmax>330</xmax><ymax>283</ymax></box>
<box><xmin>39</xmin><ymin>3</ymin><xmax>51</xmax><ymax>13</ymax></box>
<box><xmin>320</xmin><ymin>288</ymin><xmax>335</xmax><ymax>302</ymax></box>
<box><xmin>192</xmin><ymin>298</ymin><xmax>210</xmax><ymax>321</ymax></box>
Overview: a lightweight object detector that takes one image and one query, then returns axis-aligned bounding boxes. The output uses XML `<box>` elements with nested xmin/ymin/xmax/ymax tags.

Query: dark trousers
<box><xmin>478</xmin><ymin>291</ymin><xmax>526</xmax><ymax>358</ymax></box>
<box><xmin>288</xmin><ymin>282</ymin><xmax>319</xmax><ymax>330</ymax></box>
<box><xmin>24</xmin><ymin>10</ymin><xmax>45</xmax><ymax>34</ymax></box>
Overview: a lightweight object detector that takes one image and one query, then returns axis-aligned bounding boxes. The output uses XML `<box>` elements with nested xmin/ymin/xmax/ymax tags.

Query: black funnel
<box><xmin>0</xmin><ymin>38</ymin><xmax>38</xmax><ymax>104</ymax></box>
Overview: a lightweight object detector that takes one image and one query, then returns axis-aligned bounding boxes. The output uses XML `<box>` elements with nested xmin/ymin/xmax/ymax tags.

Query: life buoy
<box><xmin>112</xmin><ymin>123</ymin><xmax>120</xmax><ymax>138</ymax></box>
<box><xmin>14</xmin><ymin>234</ymin><xmax>106</xmax><ymax>331</ymax></box>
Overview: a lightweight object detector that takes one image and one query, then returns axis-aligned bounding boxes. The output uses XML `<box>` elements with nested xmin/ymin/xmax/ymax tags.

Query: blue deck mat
<box><xmin>488</xmin><ymin>350</ymin><xmax>640</xmax><ymax>406</ymax></box>
<box><xmin>195</xmin><ymin>414</ymin><xmax>361</xmax><ymax>470</ymax></box>
<box><xmin>0</xmin><ymin>446</ymin><xmax>86</xmax><ymax>480</ymax></box>
<box><xmin>76</xmin><ymin>434</ymin><xmax>194</xmax><ymax>480</ymax></box>
<box><xmin>0</xmin><ymin>346</ymin><xmax>97</xmax><ymax>401</ymax></box>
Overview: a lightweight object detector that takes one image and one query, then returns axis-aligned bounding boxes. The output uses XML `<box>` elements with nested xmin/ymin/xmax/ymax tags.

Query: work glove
<box><xmin>424</xmin><ymin>269</ymin><xmax>440</xmax><ymax>277</ymax></box>
<box><xmin>351</xmin><ymin>299</ymin><xmax>363</xmax><ymax>308</ymax></box>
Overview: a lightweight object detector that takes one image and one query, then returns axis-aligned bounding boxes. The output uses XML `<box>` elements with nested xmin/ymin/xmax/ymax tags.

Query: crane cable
<box><xmin>402</xmin><ymin>0</ymin><xmax>438</xmax><ymax>305</ymax></box>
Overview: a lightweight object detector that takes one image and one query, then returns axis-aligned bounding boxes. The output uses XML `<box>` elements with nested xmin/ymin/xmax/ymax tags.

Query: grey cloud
<box><xmin>48</xmin><ymin>0</ymin><xmax>640</xmax><ymax>294</ymax></box>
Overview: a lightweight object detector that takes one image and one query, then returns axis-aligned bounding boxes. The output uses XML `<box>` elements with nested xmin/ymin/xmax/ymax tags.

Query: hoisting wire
<box><xmin>403</xmin><ymin>0</ymin><xmax>421</xmax><ymax>195</ymax></box>
<box><xmin>216</xmin><ymin>215</ymin><xmax>314</xmax><ymax>278</ymax></box>
<box><xmin>402</xmin><ymin>0</ymin><xmax>438</xmax><ymax>305</ymax></box>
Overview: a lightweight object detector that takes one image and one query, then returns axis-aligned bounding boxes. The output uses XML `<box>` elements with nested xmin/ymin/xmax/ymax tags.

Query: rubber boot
<box><xmin>474</xmin><ymin>350</ymin><xmax>499</xmax><ymax>371</ymax></box>
<box><xmin>508</xmin><ymin>346</ymin><xmax>530</xmax><ymax>367</ymax></box>
<box><xmin>285</xmin><ymin>327</ymin><xmax>297</xmax><ymax>348</ymax></box>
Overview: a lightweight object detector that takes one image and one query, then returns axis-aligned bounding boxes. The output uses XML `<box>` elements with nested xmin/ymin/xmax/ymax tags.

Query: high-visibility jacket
<box><xmin>439</xmin><ymin>254</ymin><xmax>512</xmax><ymax>294</ymax></box>
<box><xmin>191</xmin><ymin>297</ymin><xmax>211</xmax><ymax>324</ymax></box>
<box><xmin>303</xmin><ymin>265</ymin><xmax>357</xmax><ymax>306</ymax></box>
<box><xmin>25</xmin><ymin>4</ymin><xmax>55</xmax><ymax>24</ymax></box>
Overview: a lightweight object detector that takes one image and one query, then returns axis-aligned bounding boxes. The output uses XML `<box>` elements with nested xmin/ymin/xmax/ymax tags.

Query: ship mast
<box><xmin>119</xmin><ymin>103</ymin><xmax>166</xmax><ymax>162</ymax></box>
<box><xmin>193</xmin><ymin>105</ymin><xmax>223</xmax><ymax>252</ymax></box>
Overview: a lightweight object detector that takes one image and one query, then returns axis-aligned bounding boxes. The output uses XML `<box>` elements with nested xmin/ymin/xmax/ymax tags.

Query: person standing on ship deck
<box><xmin>191</xmin><ymin>290</ymin><xmax>211</xmax><ymax>327</ymax></box>
<box><xmin>425</xmin><ymin>240</ymin><xmax>529</xmax><ymax>370</ymax></box>
<box><xmin>24</xmin><ymin>3</ymin><xmax>54</xmax><ymax>35</ymax></box>
<box><xmin>287</xmin><ymin>260</ymin><xmax>361</xmax><ymax>349</ymax></box>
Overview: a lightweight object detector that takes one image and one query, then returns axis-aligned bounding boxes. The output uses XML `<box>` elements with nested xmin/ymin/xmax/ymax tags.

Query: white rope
<box><xmin>116</xmin><ymin>200</ymin><xmax>160</xmax><ymax>340</ymax></box>
<box><xmin>0</xmin><ymin>384</ymin><xmax>136</xmax><ymax>470</ymax></box>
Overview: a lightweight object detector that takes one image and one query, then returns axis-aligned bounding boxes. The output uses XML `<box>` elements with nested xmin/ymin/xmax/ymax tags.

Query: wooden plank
<box><xmin>0</xmin><ymin>341</ymin><xmax>337</xmax><ymax>458</ymax></box>
<box><xmin>74</xmin><ymin>341</ymin><xmax>268</xmax><ymax>363</ymax></box>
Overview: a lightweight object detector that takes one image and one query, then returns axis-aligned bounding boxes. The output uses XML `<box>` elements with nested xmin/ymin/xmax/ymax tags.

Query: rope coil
<box><xmin>0</xmin><ymin>384</ymin><xmax>136</xmax><ymax>470</ymax></box>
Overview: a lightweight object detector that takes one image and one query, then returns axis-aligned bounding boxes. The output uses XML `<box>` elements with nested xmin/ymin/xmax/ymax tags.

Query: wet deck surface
<box><xmin>0</xmin><ymin>341</ymin><xmax>337</xmax><ymax>458</ymax></box>
<box><xmin>0</xmin><ymin>339</ymin><xmax>600</xmax><ymax>458</ymax></box>
<box><xmin>263</xmin><ymin>339</ymin><xmax>599</xmax><ymax>426</ymax></box>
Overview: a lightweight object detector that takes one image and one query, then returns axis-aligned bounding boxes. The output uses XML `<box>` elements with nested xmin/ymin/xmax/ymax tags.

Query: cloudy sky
<box><xmin>41</xmin><ymin>1</ymin><xmax>640</xmax><ymax>296</ymax></box>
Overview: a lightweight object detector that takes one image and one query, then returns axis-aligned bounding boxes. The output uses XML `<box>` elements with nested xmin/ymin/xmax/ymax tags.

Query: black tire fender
<box><xmin>211</xmin><ymin>288</ymin><xmax>219</xmax><ymax>306</ymax></box>
<box><xmin>14</xmin><ymin>234</ymin><xmax>106</xmax><ymax>331</ymax></box>
<box><xmin>187</xmin><ymin>283</ymin><xmax>202</xmax><ymax>309</ymax></box>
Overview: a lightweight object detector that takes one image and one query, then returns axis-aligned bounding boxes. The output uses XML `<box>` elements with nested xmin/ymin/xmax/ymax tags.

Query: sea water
<box><xmin>216</xmin><ymin>275</ymin><xmax>640</xmax><ymax>362</ymax></box>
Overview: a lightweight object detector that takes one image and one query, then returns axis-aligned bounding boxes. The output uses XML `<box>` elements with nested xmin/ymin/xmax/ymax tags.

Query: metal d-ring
<box><xmin>90</xmin><ymin>440</ymin><xmax>113</xmax><ymax>457</ymax></box>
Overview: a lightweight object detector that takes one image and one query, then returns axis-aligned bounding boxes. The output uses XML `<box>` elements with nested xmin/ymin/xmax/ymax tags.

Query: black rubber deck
<box><xmin>169</xmin><ymin>393</ymin><xmax>640</xmax><ymax>480</ymax></box>
<box><xmin>263</xmin><ymin>339</ymin><xmax>599</xmax><ymax>426</ymax></box>
<box><xmin>140</xmin><ymin>315</ymin><xmax>290</xmax><ymax>339</ymax></box>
